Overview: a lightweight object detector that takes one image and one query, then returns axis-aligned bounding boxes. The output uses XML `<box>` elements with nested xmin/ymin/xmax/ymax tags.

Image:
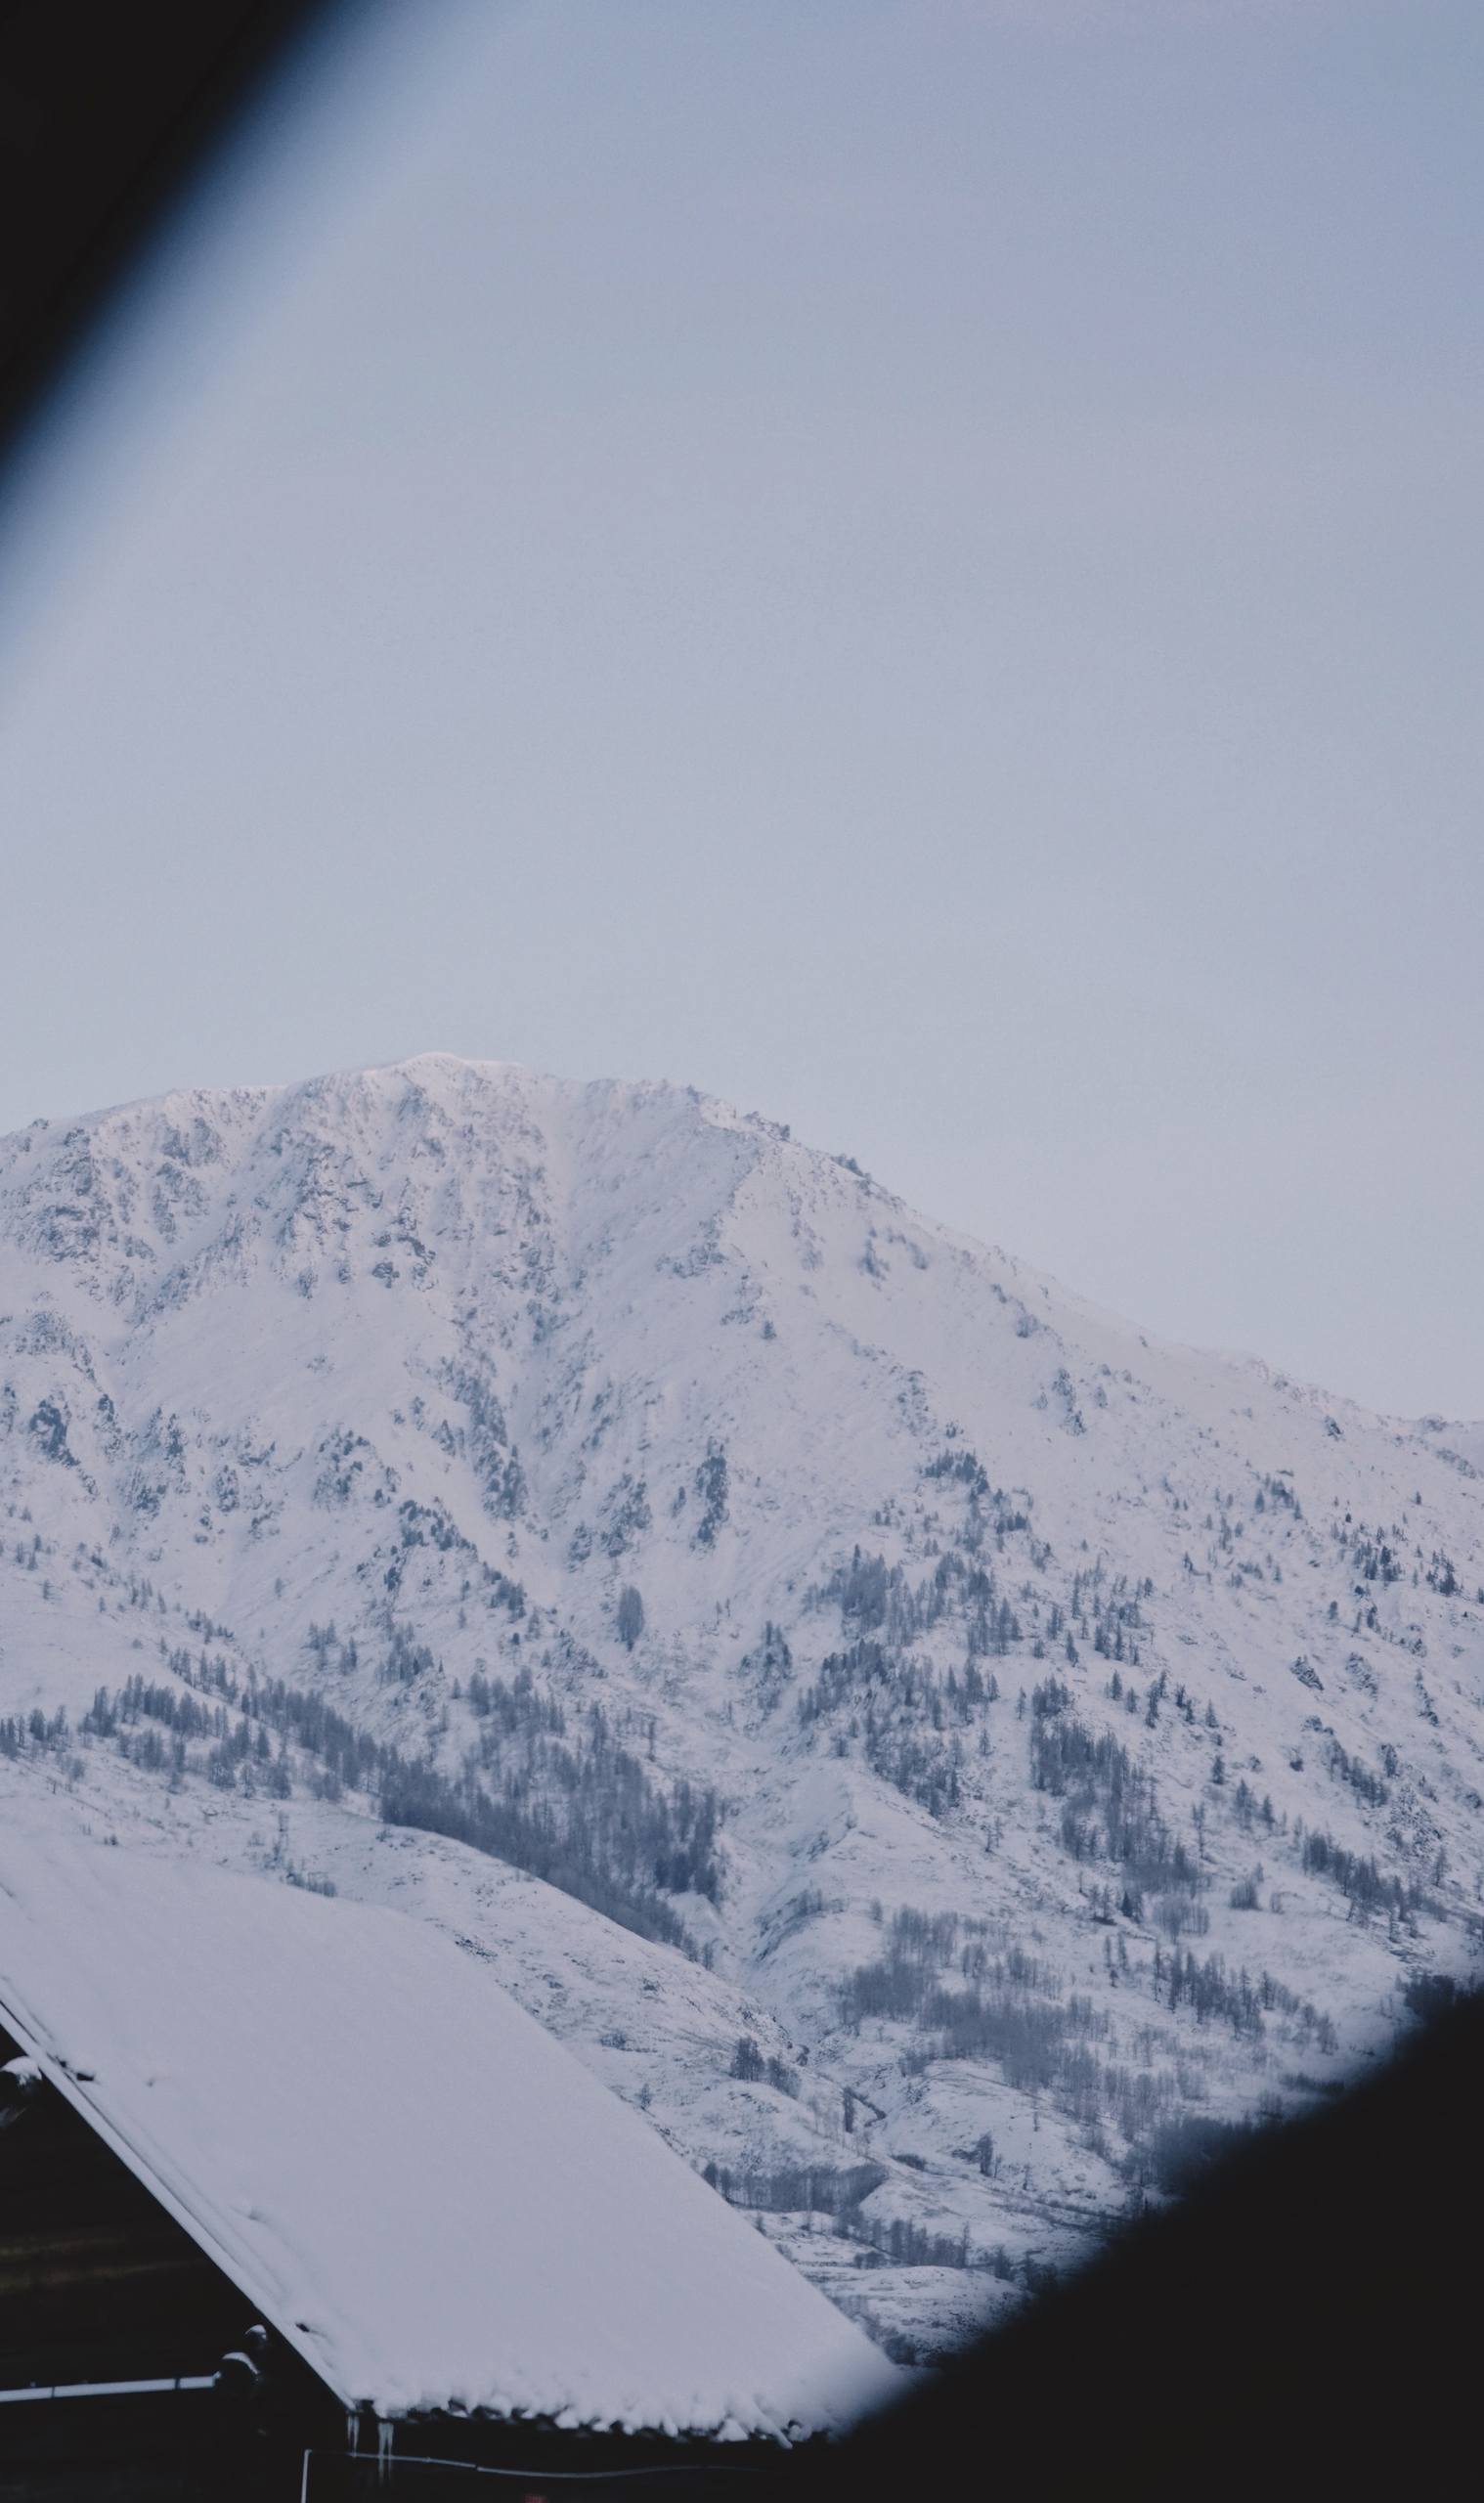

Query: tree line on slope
<box><xmin>52</xmin><ymin>1646</ymin><xmax>722</xmax><ymax>1952</ymax></box>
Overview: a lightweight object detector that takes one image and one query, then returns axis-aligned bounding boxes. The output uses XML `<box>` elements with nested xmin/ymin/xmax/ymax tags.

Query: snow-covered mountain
<box><xmin>2</xmin><ymin>1056</ymin><xmax>1481</xmax><ymax>2359</ymax></box>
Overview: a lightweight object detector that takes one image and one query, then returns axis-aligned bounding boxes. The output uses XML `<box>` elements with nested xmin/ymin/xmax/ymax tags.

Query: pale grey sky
<box><xmin>2</xmin><ymin>0</ymin><xmax>1480</xmax><ymax>1416</ymax></box>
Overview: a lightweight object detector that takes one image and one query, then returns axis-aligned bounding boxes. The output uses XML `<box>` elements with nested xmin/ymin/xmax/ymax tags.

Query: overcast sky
<box><xmin>2</xmin><ymin>0</ymin><xmax>1480</xmax><ymax>1416</ymax></box>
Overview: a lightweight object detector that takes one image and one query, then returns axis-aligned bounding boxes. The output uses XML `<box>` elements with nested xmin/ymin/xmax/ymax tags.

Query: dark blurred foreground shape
<box><xmin>0</xmin><ymin>0</ymin><xmax>337</xmax><ymax>475</ymax></box>
<box><xmin>775</xmin><ymin>1981</ymin><xmax>1483</xmax><ymax>2502</ymax></box>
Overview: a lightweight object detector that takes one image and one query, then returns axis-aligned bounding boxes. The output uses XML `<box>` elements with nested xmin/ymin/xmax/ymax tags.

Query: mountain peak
<box><xmin>0</xmin><ymin>1062</ymin><xmax>1479</xmax><ymax>2358</ymax></box>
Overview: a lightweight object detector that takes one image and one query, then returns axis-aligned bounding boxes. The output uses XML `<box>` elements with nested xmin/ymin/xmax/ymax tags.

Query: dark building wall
<box><xmin>0</xmin><ymin>2020</ymin><xmax>250</xmax><ymax>2391</ymax></box>
<box><xmin>0</xmin><ymin>2019</ymin><xmax>338</xmax><ymax>2495</ymax></box>
<box><xmin>1</xmin><ymin>2388</ymin><xmax>257</xmax><ymax>2502</ymax></box>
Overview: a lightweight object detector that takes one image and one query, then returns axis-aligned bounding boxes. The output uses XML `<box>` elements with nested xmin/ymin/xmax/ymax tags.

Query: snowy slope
<box><xmin>0</xmin><ymin>1820</ymin><xmax>894</xmax><ymax>2435</ymax></box>
<box><xmin>1</xmin><ymin>1057</ymin><xmax>1481</xmax><ymax>2358</ymax></box>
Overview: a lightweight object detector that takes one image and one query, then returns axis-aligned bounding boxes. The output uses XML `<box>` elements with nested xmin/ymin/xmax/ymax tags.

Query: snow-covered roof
<box><xmin>0</xmin><ymin>1828</ymin><xmax>895</xmax><ymax>2438</ymax></box>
